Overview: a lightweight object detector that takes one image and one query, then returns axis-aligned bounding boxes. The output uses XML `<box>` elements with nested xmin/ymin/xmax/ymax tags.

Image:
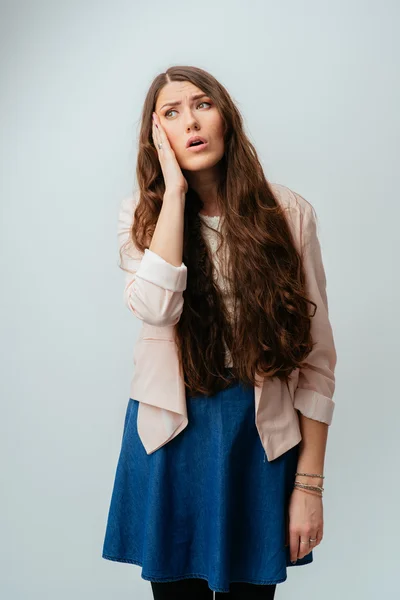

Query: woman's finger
<box><xmin>313</xmin><ymin>527</ymin><xmax>323</xmax><ymax>547</ymax></box>
<box><xmin>298</xmin><ymin>536</ymin><xmax>312</xmax><ymax>559</ymax></box>
<box><xmin>152</xmin><ymin>113</ymin><xmax>171</xmax><ymax>150</ymax></box>
<box><xmin>289</xmin><ymin>529</ymin><xmax>299</xmax><ymax>563</ymax></box>
<box><xmin>152</xmin><ymin>121</ymin><xmax>161</xmax><ymax>150</ymax></box>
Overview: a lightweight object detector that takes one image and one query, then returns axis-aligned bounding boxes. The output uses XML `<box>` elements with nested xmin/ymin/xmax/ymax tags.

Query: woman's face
<box><xmin>154</xmin><ymin>81</ymin><xmax>225</xmax><ymax>172</ymax></box>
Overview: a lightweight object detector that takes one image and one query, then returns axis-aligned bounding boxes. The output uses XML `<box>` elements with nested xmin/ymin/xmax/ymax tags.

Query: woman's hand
<box><xmin>152</xmin><ymin>112</ymin><xmax>188</xmax><ymax>195</ymax></box>
<box><xmin>286</xmin><ymin>488</ymin><xmax>324</xmax><ymax>562</ymax></box>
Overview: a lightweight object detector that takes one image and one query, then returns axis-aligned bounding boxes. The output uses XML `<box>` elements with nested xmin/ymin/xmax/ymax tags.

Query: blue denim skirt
<box><xmin>102</xmin><ymin>370</ymin><xmax>313</xmax><ymax>594</ymax></box>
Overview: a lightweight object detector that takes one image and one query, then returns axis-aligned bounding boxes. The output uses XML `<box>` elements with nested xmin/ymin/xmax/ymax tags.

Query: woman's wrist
<box><xmin>163</xmin><ymin>188</ymin><xmax>186</xmax><ymax>204</ymax></box>
<box><xmin>294</xmin><ymin>469</ymin><xmax>325</xmax><ymax>496</ymax></box>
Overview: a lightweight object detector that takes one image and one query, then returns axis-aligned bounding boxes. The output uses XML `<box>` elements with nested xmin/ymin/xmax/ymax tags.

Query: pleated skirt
<box><xmin>102</xmin><ymin>369</ymin><xmax>313</xmax><ymax>593</ymax></box>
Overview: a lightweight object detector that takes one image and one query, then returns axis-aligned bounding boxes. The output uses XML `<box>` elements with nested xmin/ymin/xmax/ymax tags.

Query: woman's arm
<box><xmin>117</xmin><ymin>190</ymin><xmax>187</xmax><ymax>327</ymax></box>
<box><xmin>286</xmin><ymin>195</ymin><xmax>337</xmax><ymax>563</ymax></box>
<box><xmin>293</xmin><ymin>195</ymin><xmax>337</xmax><ymax>473</ymax></box>
<box><xmin>149</xmin><ymin>189</ymin><xmax>186</xmax><ymax>266</ymax></box>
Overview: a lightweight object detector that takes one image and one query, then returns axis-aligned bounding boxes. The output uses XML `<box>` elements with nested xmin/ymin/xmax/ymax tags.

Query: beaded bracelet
<box><xmin>294</xmin><ymin>481</ymin><xmax>324</xmax><ymax>494</ymax></box>
<box><xmin>294</xmin><ymin>471</ymin><xmax>325</xmax><ymax>496</ymax></box>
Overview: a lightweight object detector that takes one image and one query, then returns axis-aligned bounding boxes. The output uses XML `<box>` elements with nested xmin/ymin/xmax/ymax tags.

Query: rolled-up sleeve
<box><xmin>118</xmin><ymin>193</ymin><xmax>187</xmax><ymax>326</ymax></box>
<box><xmin>293</xmin><ymin>198</ymin><xmax>337</xmax><ymax>424</ymax></box>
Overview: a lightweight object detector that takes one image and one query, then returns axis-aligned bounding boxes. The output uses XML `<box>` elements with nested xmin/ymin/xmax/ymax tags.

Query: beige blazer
<box><xmin>118</xmin><ymin>183</ymin><xmax>337</xmax><ymax>461</ymax></box>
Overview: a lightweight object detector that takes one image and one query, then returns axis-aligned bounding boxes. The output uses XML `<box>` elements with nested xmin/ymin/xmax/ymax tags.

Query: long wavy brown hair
<box><xmin>122</xmin><ymin>65</ymin><xmax>316</xmax><ymax>397</ymax></box>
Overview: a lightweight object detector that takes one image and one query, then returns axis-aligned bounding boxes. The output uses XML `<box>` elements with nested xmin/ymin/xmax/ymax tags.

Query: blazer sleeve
<box><xmin>118</xmin><ymin>192</ymin><xmax>188</xmax><ymax>326</ymax></box>
<box><xmin>293</xmin><ymin>197</ymin><xmax>337</xmax><ymax>424</ymax></box>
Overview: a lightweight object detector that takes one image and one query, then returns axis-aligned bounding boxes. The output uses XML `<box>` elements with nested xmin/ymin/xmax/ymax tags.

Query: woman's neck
<box><xmin>199</xmin><ymin>208</ymin><xmax>222</xmax><ymax>217</ymax></box>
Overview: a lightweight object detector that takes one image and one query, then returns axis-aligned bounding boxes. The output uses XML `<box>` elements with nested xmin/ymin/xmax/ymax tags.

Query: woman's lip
<box><xmin>186</xmin><ymin>141</ymin><xmax>209</xmax><ymax>152</ymax></box>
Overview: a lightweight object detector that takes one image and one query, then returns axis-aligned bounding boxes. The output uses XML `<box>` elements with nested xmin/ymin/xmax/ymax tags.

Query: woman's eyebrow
<box><xmin>159</xmin><ymin>93</ymin><xmax>208</xmax><ymax>111</ymax></box>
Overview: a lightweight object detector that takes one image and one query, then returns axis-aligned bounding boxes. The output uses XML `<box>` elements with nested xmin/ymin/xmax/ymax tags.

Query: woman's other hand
<box><xmin>286</xmin><ymin>488</ymin><xmax>324</xmax><ymax>562</ymax></box>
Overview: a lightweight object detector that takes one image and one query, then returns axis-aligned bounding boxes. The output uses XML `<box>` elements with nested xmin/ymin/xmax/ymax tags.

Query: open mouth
<box><xmin>187</xmin><ymin>141</ymin><xmax>209</xmax><ymax>152</ymax></box>
<box><xmin>186</xmin><ymin>135</ymin><xmax>208</xmax><ymax>149</ymax></box>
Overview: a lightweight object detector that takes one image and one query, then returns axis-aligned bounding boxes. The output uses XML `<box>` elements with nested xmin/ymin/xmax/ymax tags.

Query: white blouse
<box><xmin>199</xmin><ymin>213</ymin><xmax>234</xmax><ymax>367</ymax></box>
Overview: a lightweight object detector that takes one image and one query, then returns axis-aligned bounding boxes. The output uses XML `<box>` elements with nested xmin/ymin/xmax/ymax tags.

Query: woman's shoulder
<box><xmin>270</xmin><ymin>183</ymin><xmax>319</xmax><ymax>248</ymax></box>
<box><xmin>270</xmin><ymin>182</ymin><xmax>314</xmax><ymax>216</ymax></box>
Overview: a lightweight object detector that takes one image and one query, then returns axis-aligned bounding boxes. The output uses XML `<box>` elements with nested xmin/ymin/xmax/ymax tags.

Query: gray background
<box><xmin>1</xmin><ymin>0</ymin><xmax>398</xmax><ymax>598</ymax></box>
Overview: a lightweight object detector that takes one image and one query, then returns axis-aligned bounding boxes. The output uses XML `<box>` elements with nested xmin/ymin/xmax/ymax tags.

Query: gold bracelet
<box><xmin>294</xmin><ymin>485</ymin><xmax>323</xmax><ymax>497</ymax></box>
<box><xmin>294</xmin><ymin>481</ymin><xmax>324</xmax><ymax>494</ymax></box>
<box><xmin>295</xmin><ymin>472</ymin><xmax>325</xmax><ymax>479</ymax></box>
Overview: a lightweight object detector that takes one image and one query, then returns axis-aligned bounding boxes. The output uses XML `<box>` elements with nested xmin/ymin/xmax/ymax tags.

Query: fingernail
<box><xmin>291</xmin><ymin>560</ymin><xmax>297</xmax><ymax>564</ymax></box>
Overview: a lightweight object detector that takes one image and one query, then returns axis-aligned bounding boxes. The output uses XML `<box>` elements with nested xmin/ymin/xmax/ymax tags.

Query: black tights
<box><xmin>151</xmin><ymin>577</ymin><xmax>277</xmax><ymax>599</ymax></box>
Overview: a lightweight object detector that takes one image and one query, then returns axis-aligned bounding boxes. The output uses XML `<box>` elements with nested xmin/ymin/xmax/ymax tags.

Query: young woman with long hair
<box><xmin>102</xmin><ymin>65</ymin><xmax>337</xmax><ymax>599</ymax></box>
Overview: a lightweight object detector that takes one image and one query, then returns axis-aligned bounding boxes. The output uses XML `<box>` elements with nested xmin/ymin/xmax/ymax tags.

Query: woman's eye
<box><xmin>165</xmin><ymin>102</ymin><xmax>211</xmax><ymax>118</ymax></box>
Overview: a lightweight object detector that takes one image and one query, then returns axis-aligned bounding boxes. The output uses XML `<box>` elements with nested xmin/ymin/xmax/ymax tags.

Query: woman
<box><xmin>102</xmin><ymin>65</ymin><xmax>337</xmax><ymax>599</ymax></box>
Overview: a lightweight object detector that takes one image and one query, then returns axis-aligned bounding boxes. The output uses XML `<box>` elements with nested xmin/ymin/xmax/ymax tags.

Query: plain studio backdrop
<box><xmin>1</xmin><ymin>1</ymin><xmax>398</xmax><ymax>598</ymax></box>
